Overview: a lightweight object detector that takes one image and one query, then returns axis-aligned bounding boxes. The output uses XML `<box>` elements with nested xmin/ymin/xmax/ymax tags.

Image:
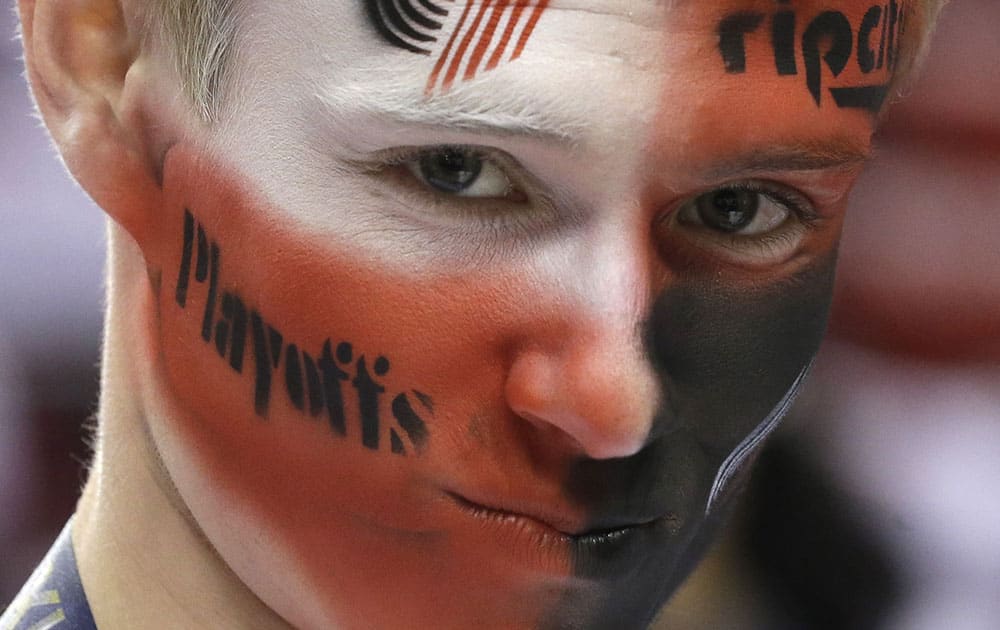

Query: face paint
<box><xmin>363</xmin><ymin>0</ymin><xmax>552</xmax><ymax>93</ymax></box>
<box><xmin>172</xmin><ymin>210</ymin><xmax>431</xmax><ymax>453</ymax></box>
<box><xmin>532</xmin><ymin>2</ymin><xmax>873</xmax><ymax>624</ymax></box>
<box><xmin>152</xmin><ymin>141</ymin><xmax>841</xmax><ymax>629</ymax></box>
<box><xmin>151</xmin><ymin>145</ymin><xmax>590</xmax><ymax>629</ymax></box>
<box><xmin>132</xmin><ymin>1</ymin><xmax>883</xmax><ymax>627</ymax></box>
<box><xmin>539</xmin><ymin>256</ymin><xmax>836</xmax><ymax>628</ymax></box>
<box><xmin>717</xmin><ymin>1</ymin><xmax>908</xmax><ymax>113</ymax></box>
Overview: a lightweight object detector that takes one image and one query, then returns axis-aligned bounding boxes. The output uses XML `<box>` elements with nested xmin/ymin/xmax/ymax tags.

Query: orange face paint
<box><xmin>126</xmin><ymin>2</ymin><xmax>903</xmax><ymax>627</ymax></box>
<box><xmin>714</xmin><ymin>0</ymin><xmax>907</xmax><ymax>113</ymax></box>
<box><xmin>147</xmin><ymin>144</ymin><xmax>596</xmax><ymax>629</ymax></box>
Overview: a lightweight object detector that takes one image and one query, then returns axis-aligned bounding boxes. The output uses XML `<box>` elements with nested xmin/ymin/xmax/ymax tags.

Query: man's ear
<box><xmin>18</xmin><ymin>0</ymin><xmax>171</xmax><ymax>248</ymax></box>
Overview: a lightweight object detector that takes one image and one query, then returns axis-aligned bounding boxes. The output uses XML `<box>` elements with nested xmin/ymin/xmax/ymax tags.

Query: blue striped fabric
<box><xmin>0</xmin><ymin>522</ymin><xmax>97</xmax><ymax>630</ymax></box>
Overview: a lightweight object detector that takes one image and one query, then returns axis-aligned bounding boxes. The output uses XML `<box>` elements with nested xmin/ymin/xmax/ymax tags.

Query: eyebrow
<box><xmin>705</xmin><ymin>139</ymin><xmax>872</xmax><ymax>179</ymax></box>
<box><xmin>319</xmin><ymin>85</ymin><xmax>873</xmax><ymax>178</ymax></box>
<box><xmin>374</xmin><ymin>103</ymin><xmax>580</xmax><ymax>142</ymax></box>
<box><xmin>318</xmin><ymin>83</ymin><xmax>586</xmax><ymax>145</ymax></box>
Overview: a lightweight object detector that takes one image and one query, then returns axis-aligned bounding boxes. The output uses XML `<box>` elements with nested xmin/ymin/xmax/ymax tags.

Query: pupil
<box><xmin>700</xmin><ymin>189</ymin><xmax>758</xmax><ymax>232</ymax></box>
<box><xmin>419</xmin><ymin>150</ymin><xmax>483</xmax><ymax>193</ymax></box>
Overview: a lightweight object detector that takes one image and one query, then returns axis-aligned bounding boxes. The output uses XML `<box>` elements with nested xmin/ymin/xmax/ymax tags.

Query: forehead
<box><xmin>232</xmin><ymin>1</ymin><xmax>895</xmax><ymax>118</ymax></box>
<box><xmin>216</xmin><ymin>0</ymin><xmax>898</xmax><ymax>195</ymax></box>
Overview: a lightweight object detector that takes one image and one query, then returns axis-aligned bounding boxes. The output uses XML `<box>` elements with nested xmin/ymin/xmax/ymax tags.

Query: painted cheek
<box><xmin>549</xmin><ymin>4</ymin><xmax>854</xmax><ymax>613</ymax></box>
<box><xmin>147</xmin><ymin>145</ymin><xmax>575</xmax><ymax>629</ymax></box>
<box><xmin>549</xmin><ymin>256</ymin><xmax>836</xmax><ymax>628</ymax></box>
<box><xmin>648</xmin><ymin>259</ymin><xmax>836</xmax><ymax>465</ymax></box>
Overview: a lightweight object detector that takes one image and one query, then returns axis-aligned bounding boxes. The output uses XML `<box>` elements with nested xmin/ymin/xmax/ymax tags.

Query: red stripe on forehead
<box><xmin>511</xmin><ymin>0</ymin><xmax>550</xmax><ymax>60</ymax></box>
<box><xmin>486</xmin><ymin>1</ymin><xmax>528</xmax><ymax>70</ymax></box>
<box><xmin>443</xmin><ymin>0</ymin><xmax>495</xmax><ymax>90</ymax></box>
<box><xmin>465</xmin><ymin>0</ymin><xmax>512</xmax><ymax>80</ymax></box>
<box><xmin>426</xmin><ymin>1</ymin><xmax>474</xmax><ymax>94</ymax></box>
<box><xmin>425</xmin><ymin>0</ymin><xmax>551</xmax><ymax>94</ymax></box>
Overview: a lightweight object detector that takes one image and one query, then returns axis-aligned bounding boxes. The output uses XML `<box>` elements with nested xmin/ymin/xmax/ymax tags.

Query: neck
<box><xmin>73</xmin><ymin>224</ymin><xmax>294</xmax><ymax>630</ymax></box>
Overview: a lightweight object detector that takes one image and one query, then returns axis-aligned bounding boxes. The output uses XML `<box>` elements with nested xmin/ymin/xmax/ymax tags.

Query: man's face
<box><xmin>136</xmin><ymin>0</ymin><xmax>903</xmax><ymax>627</ymax></box>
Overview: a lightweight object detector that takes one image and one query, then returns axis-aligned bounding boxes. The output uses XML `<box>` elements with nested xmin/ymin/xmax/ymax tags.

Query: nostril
<box><xmin>579</xmin><ymin>420</ymin><xmax>649</xmax><ymax>460</ymax></box>
<box><xmin>513</xmin><ymin>408</ymin><xmax>589</xmax><ymax>455</ymax></box>
<box><xmin>517</xmin><ymin>402</ymin><xmax>648</xmax><ymax>461</ymax></box>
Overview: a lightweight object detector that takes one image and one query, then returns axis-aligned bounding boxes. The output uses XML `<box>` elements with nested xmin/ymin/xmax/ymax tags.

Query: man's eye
<box><xmin>677</xmin><ymin>187</ymin><xmax>790</xmax><ymax>236</ymax></box>
<box><xmin>405</xmin><ymin>148</ymin><xmax>514</xmax><ymax>198</ymax></box>
<box><xmin>663</xmin><ymin>183</ymin><xmax>818</xmax><ymax>267</ymax></box>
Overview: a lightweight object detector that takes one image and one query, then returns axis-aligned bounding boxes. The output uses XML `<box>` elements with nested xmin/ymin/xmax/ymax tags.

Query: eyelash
<box><xmin>365</xmin><ymin>146</ymin><xmax>825</xmax><ymax>267</ymax></box>
<box><xmin>365</xmin><ymin>145</ymin><xmax>562</xmax><ymax>237</ymax></box>
<box><xmin>663</xmin><ymin>180</ymin><xmax>823</xmax><ymax>267</ymax></box>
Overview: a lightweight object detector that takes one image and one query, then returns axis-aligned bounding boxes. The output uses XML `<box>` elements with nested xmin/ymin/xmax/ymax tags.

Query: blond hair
<box><xmin>148</xmin><ymin>0</ymin><xmax>240</xmax><ymax>121</ymax></box>
<box><xmin>151</xmin><ymin>0</ymin><xmax>948</xmax><ymax>122</ymax></box>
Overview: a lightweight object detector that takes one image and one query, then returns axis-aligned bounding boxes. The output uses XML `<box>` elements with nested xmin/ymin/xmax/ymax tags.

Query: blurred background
<box><xmin>0</xmin><ymin>2</ymin><xmax>105</xmax><ymax>605</ymax></box>
<box><xmin>2</xmin><ymin>1</ymin><xmax>998</xmax><ymax>627</ymax></box>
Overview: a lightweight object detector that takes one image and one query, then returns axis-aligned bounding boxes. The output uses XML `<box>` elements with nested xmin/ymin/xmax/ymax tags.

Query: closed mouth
<box><xmin>447</xmin><ymin>491</ymin><xmax>660</xmax><ymax>545</ymax></box>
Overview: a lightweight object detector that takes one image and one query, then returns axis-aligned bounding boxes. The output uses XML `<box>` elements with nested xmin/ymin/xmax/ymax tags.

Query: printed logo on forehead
<box><xmin>363</xmin><ymin>0</ymin><xmax>552</xmax><ymax>94</ymax></box>
<box><xmin>363</xmin><ymin>0</ymin><xmax>451</xmax><ymax>54</ymax></box>
<box><xmin>717</xmin><ymin>0</ymin><xmax>908</xmax><ymax>113</ymax></box>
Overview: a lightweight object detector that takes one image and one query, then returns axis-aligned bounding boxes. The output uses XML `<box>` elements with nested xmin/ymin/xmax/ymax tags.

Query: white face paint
<box><xmin>135</xmin><ymin>0</ymin><xmax>891</xmax><ymax>627</ymax></box>
<box><xmin>204</xmin><ymin>1</ymin><xmax>665</xmax><ymax>265</ymax></box>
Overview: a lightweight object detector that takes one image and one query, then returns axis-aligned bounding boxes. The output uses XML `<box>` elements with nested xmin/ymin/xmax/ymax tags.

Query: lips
<box><xmin>447</xmin><ymin>490</ymin><xmax>664</xmax><ymax>543</ymax></box>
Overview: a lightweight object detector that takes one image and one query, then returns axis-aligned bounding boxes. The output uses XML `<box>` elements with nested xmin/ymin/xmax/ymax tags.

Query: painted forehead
<box><xmin>360</xmin><ymin>0</ymin><xmax>907</xmax><ymax>103</ymax></box>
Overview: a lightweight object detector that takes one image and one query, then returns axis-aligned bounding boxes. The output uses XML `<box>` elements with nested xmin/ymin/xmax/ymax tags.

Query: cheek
<box><xmin>144</xmin><ymin>145</ymin><xmax>571</xmax><ymax>628</ymax></box>
<box><xmin>649</xmin><ymin>256</ymin><xmax>836</xmax><ymax>492</ymax></box>
<box><xmin>151</xmin><ymin>145</ymin><xmax>523</xmax><ymax>463</ymax></box>
<box><xmin>554</xmin><ymin>256</ymin><xmax>839</xmax><ymax>628</ymax></box>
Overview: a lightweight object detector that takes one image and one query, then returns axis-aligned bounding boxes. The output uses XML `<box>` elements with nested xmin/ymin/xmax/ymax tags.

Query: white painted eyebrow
<box><xmin>316</xmin><ymin>81</ymin><xmax>587</xmax><ymax>144</ymax></box>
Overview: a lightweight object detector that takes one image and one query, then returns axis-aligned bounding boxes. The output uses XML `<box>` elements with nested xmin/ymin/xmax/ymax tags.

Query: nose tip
<box><xmin>505</xmin><ymin>340</ymin><xmax>659</xmax><ymax>460</ymax></box>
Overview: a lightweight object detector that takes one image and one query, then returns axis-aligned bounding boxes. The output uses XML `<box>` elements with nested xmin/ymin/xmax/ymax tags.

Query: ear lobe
<box><xmin>18</xmin><ymin>0</ymin><xmax>165</xmax><ymax>248</ymax></box>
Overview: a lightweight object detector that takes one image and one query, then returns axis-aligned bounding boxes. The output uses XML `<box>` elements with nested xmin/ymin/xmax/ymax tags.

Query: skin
<box><xmin>18</xmin><ymin>0</ymin><xmax>909</xmax><ymax>628</ymax></box>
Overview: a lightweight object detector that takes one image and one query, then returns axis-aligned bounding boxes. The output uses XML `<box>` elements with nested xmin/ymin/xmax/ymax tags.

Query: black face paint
<box><xmin>886</xmin><ymin>0</ymin><xmax>900</xmax><ymax>71</ymax></box>
<box><xmin>353</xmin><ymin>356</ymin><xmax>388</xmax><ymax>450</ymax></box>
<box><xmin>318</xmin><ymin>340</ymin><xmax>351</xmax><ymax>436</ymax></box>
<box><xmin>303</xmin><ymin>350</ymin><xmax>324</xmax><ymax>416</ymax></box>
<box><xmin>285</xmin><ymin>344</ymin><xmax>306</xmax><ymax>411</ymax></box>
<box><xmin>829</xmin><ymin>84</ymin><xmax>890</xmax><ymax>112</ymax></box>
<box><xmin>716</xmin><ymin>3</ymin><xmax>907</xmax><ymax>113</ymax></box>
<box><xmin>718</xmin><ymin>12</ymin><xmax>767</xmax><ymax>73</ymax></box>
<box><xmin>772</xmin><ymin>6</ymin><xmax>798</xmax><ymax>76</ymax></box>
<box><xmin>857</xmin><ymin>5</ymin><xmax>884</xmax><ymax>73</ymax></box>
<box><xmin>363</xmin><ymin>0</ymin><xmax>449</xmax><ymax>54</ymax></box>
<box><xmin>546</xmin><ymin>254</ymin><xmax>837</xmax><ymax>629</ymax></box>
<box><xmin>174</xmin><ymin>209</ymin><xmax>431</xmax><ymax>454</ymax></box>
<box><xmin>803</xmin><ymin>11</ymin><xmax>854</xmax><ymax>106</ymax></box>
<box><xmin>215</xmin><ymin>292</ymin><xmax>248</xmax><ymax>373</ymax></box>
<box><xmin>392</xmin><ymin>392</ymin><xmax>431</xmax><ymax>453</ymax></box>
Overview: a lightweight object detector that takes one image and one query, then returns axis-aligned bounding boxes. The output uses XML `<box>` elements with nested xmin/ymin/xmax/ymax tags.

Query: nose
<box><xmin>503</xmin><ymin>233</ymin><xmax>661</xmax><ymax>460</ymax></box>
